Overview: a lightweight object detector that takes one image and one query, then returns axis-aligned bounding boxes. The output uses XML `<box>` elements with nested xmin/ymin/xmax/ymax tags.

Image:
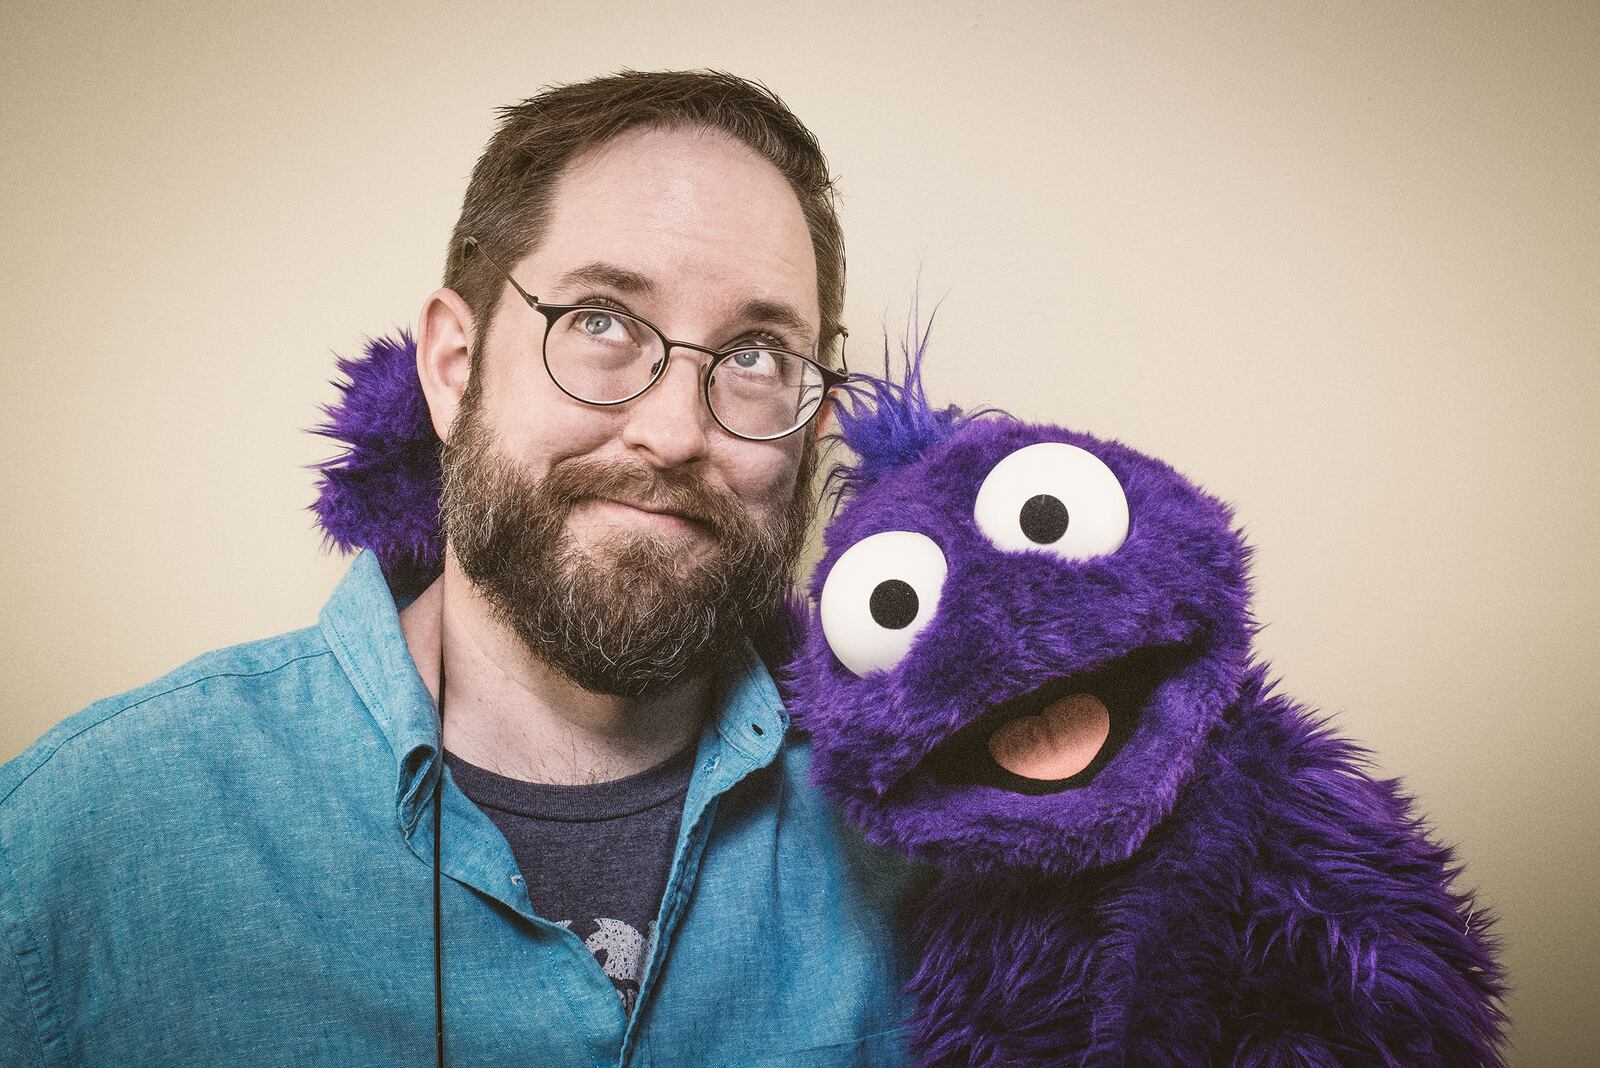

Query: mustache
<box><xmin>535</xmin><ymin>455</ymin><xmax>754</xmax><ymax>540</ymax></box>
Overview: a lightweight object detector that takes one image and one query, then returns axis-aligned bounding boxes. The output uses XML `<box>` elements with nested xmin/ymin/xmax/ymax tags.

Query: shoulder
<box><xmin>0</xmin><ymin>627</ymin><xmax>337</xmax><ymax>820</ymax></box>
<box><xmin>1211</xmin><ymin>668</ymin><xmax>1418</xmax><ymax>842</ymax></box>
<box><xmin>1183</xmin><ymin>667</ymin><xmax>1479</xmax><ymax>921</ymax></box>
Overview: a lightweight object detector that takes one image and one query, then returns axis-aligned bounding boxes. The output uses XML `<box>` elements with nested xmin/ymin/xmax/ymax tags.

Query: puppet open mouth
<box><xmin>921</xmin><ymin>646</ymin><xmax>1177</xmax><ymax>796</ymax></box>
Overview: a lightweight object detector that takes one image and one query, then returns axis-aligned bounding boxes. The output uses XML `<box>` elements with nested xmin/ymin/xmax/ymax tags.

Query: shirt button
<box><xmin>510</xmin><ymin>873</ymin><xmax>524</xmax><ymax>885</ymax></box>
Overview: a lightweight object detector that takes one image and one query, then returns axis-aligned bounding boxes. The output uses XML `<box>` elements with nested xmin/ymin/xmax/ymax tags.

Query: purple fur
<box><xmin>308</xmin><ymin>329</ymin><xmax>444</xmax><ymax>596</ymax></box>
<box><xmin>790</xmin><ymin>343</ymin><xmax>1506</xmax><ymax>1064</ymax></box>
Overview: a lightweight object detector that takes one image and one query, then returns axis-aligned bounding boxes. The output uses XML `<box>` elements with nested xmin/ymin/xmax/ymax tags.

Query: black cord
<box><xmin>434</xmin><ymin>658</ymin><xmax>447</xmax><ymax>1068</ymax></box>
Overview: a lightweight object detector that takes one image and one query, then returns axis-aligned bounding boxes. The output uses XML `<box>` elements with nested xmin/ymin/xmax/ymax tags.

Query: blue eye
<box><xmin>727</xmin><ymin>349</ymin><xmax>779</xmax><ymax>376</ymax></box>
<box><xmin>581</xmin><ymin>312</ymin><xmax>619</xmax><ymax>337</ymax></box>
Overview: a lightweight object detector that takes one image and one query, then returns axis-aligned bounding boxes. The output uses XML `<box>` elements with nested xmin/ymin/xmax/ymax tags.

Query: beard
<box><xmin>438</xmin><ymin>387</ymin><xmax>816</xmax><ymax>698</ymax></box>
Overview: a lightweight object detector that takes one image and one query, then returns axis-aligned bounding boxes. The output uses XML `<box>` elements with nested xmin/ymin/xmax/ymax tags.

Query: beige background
<box><xmin>3</xmin><ymin>1</ymin><xmax>1595</xmax><ymax>1062</ymax></box>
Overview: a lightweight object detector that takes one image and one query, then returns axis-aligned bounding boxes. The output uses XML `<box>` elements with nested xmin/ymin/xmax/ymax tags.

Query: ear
<box><xmin>416</xmin><ymin>286</ymin><xmax>476</xmax><ymax>441</ymax></box>
<box><xmin>811</xmin><ymin>394</ymin><xmax>839</xmax><ymax>442</ymax></box>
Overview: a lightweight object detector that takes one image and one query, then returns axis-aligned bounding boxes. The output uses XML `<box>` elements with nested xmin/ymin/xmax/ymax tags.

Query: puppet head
<box><xmin>793</xmin><ymin>333</ymin><xmax>1257</xmax><ymax>877</ymax></box>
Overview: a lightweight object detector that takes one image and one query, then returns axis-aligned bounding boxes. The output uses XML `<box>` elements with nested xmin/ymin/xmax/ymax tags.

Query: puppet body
<box><xmin>791</xmin><ymin>350</ymin><xmax>1505</xmax><ymax>1066</ymax></box>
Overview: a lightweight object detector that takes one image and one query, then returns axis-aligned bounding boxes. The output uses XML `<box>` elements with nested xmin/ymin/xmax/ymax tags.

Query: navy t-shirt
<box><xmin>443</xmin><ymin>744</ymin><xmax>696</xmax><ymax>1015</ymax></box>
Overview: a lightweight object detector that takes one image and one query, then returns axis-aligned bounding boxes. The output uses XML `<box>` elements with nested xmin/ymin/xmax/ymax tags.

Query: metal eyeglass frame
<box><xmin>460</xmin><ymin>236</ymin><xmax>850</xmax><ymax>442</ymax></box>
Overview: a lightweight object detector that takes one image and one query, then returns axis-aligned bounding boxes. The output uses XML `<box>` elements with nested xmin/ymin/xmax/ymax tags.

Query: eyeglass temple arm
<box><xmin>461</xmin><ymin>236</ymin><xmax>541</xmax><ymax>306</ymax></box>
<box><xmin>824</xmin><ymin>324</ymin><xmax>851</xmax><ymax>386</ymax></box>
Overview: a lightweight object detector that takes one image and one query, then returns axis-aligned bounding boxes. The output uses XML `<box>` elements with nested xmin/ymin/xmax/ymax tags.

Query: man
<box><xmin>0</xmin><ymin>71</ymin><xmax>912</xmax><ymax>1066</ymax></box>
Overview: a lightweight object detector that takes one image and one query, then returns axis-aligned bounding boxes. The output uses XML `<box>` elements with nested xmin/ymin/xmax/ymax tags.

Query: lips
<box><xmin>596</xmin><ymin>497</ymin><xmax>708</xmax><ymax>529</ymax></box>
<box><xmin>920</xmin><ymin>647</ymin><xmax>1176</xmax><ymax>796</ymax></box>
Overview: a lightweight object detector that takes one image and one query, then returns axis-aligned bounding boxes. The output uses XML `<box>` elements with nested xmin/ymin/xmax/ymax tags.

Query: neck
<box><xmin>400</xmin><ymin>553</ymin><xmax>710</xmax><ymax>785</ymax></box>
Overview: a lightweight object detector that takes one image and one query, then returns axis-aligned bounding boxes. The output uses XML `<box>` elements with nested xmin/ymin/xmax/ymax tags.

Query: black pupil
<box><xmin>1019</xmin><ymin>494</ymin><xmax>1070</xmax><ymax>544</ymax></box>
<box><xmin>868</xmin><ymin>579</ymin><xmax>919</xmax><ymax>630</ymax></box>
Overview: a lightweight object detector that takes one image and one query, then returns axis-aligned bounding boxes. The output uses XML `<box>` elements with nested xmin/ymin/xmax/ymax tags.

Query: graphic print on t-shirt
<box><xmin>443</xmin><ymin>744</ymin><xmax>695</xmax><ymax>1016</ymax></box>
<box><xmin>557</xmin><ymin>918</ymin><xmax>658</xmax><ymax>1014</ymax></box>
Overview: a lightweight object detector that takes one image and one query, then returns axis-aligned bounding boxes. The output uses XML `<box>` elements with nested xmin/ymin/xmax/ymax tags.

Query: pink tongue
<box><xmin>987</xmin><ymin>693</ymin><xmax>1112</xmax><ymax>780</ymax></box>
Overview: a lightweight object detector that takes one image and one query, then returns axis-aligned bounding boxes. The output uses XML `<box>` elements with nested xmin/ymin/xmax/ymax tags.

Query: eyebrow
<box><xmin>549</xmin><ymin>262</ymin><xmax>818</xmax><ymax>345</ymax></box>
<box><xmin>551</xmin><ymin>262</ymin><xmax>657</xmax><ymax>296</ymax></box>
<box><xmin>736</xmin><ymin>299</ymin><xmax>816</xmax><ymax>345</ymax></box>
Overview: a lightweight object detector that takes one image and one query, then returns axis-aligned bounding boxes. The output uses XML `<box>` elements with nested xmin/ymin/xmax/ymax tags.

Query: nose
<box><xmin>619</xmin><ymin>348</ymin><xmax>713</xmax><ymax>469</ymax></box>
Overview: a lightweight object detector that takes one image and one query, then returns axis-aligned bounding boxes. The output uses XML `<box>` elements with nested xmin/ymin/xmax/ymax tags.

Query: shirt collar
<box><xmin>317</xmin><ymin>549</ymin><xmax>790</xmax><ymax>825</ymax></box>
<box><xmin>318</xmin><ymin>550</ymin><xmax>441</xmax><ymax>825</ymax></box>
<box><xmin>708</xmin><ymin>640</ymin><xmax>788</xmax><ymax>772</ymax></box>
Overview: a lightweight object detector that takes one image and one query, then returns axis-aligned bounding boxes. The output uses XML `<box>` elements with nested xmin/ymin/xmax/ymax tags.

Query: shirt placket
<box><xmin>405</xmin><ymin>753</ymin><xmax>629</xmax><ymax>1066</ymax></box>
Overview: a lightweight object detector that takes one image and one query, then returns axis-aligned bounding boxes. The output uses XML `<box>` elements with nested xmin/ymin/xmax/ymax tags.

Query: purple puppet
<box><xmin>788</xmin><ymin>334</ymin><xmax>1507</xmax><ymax>1066</ymax></box>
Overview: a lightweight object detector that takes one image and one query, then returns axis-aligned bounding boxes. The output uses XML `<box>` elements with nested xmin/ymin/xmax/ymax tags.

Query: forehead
<box><xmin>527</xmin><ymin>125</ymin><xmax>820</xmax><ymax>328</ymax></box>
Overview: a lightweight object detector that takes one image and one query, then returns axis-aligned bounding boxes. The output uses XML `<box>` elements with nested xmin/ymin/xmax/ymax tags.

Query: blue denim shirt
<box><xmin>0</xmin><ymin>551</ymin><xmax>913</xmax><ymax>1066</ymax></box>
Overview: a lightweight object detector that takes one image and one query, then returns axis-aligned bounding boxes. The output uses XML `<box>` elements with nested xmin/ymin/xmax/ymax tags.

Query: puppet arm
<box><xmin>1228</xmin><ymin>894</ymin><xmax>1501</xmax><ymax>1067</ymax></box>
<box><xmin>1225</xmin><ymin>751</ymin><xmax>1505</xmax><ymax>1065</ymax></box>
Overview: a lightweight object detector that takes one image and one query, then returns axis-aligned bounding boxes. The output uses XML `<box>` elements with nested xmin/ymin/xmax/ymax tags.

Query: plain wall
<box><xmin>2</xmin><ymin>2</ymin><xmax>1595</xmax><ymax>1062</ymax></box>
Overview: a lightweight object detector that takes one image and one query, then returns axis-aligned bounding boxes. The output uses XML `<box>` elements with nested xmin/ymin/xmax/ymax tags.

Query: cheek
<box><xmin>475</xmin><ymin>357</ymin><xmax>624</xmax><ymax>473</ymax></box>
<box><xmin>716</xmin><ymin>437</ymin><xmax>806</xmax><ymax>516</ymax></box>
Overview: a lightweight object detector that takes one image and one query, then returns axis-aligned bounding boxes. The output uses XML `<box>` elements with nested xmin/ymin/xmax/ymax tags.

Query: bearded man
<box><xmin>0</xmin><ymin>71</ymin><xmax>912</xmax><ymax>1067</ymax></box>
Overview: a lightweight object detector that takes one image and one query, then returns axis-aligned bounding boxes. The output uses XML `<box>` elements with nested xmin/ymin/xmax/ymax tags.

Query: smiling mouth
<box><xmin>921</xmin><ymin>646</ymin><xmax>1179</xmax><ymax>796</ymax></box>
<box><xmin>591</xmin><ymin>498</ymin><xmax>709</xmax><ymax>531</ymax></box>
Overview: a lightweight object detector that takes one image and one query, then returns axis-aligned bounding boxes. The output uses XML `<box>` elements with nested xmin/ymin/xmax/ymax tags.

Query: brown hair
<box><xmin>445</xmin><ymin>69</ymin><xmax>846</xmax><ymax>365</ymax></box>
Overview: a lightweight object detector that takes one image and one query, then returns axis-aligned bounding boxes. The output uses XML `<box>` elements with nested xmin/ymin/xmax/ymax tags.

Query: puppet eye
<box><xmin>819</xmin><ymin>531</ymin><xmax>947</xmax><ymax>677</ymax></box>
<box><xmin>973</xmin><ymin>442</ymin><xmax>1129</xmax><ymax>559</ymax></box>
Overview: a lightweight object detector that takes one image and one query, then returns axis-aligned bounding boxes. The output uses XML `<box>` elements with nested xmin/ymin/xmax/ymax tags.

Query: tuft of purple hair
<box><xmin>307</xmin><ymin>329</ymin><xmax>444</xmax><ymax>597</ymax></box>
<box><xmin>823</xmin><ymin>307</ymin><xmax>996</xmax><ymax>512</ymax></box>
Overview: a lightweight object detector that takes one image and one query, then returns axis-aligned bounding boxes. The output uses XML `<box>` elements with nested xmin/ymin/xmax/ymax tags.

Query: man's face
<box><xmin>440</xmin><ymin>125</ymin><xmax>823</xmax><ymax>696</ymax></box>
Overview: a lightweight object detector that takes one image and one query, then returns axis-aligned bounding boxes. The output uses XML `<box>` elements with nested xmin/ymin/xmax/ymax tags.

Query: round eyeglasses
<box><xmin>462</xmin><ymin>236</ymin><xmax>850</xmax><ymax>441</ymax></box>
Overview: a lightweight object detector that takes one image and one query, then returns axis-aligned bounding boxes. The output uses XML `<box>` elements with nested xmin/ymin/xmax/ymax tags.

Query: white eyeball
<box><xmin>819</xmin><ymin>531</ymin><xmax>947</xmax><ymax>677</ymax></box>
<box><xmin>973</xmin><ymin>442</ymin><xmax>1129</xmax><ymax>559</ymax></box>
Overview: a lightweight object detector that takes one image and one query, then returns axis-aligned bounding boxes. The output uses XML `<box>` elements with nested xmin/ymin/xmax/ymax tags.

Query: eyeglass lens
<box><xmin>546</xmin><ymin>308</ymin><xmax>827</xmax><ymax>439</ymax></box>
